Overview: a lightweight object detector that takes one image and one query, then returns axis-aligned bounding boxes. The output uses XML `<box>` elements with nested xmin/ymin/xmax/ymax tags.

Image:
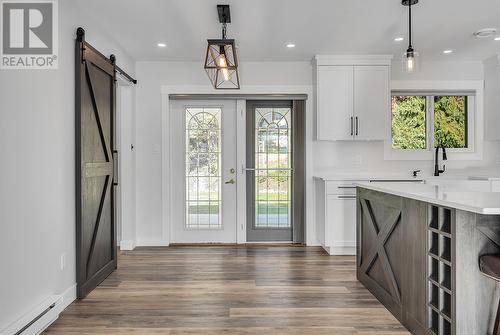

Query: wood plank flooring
<box><xmin>44</xmin><ymin>246</ymin><xmax>410</xmax><ymax>335</ymax></box>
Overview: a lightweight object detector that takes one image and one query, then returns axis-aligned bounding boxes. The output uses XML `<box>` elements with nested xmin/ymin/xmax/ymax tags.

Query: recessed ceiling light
<box><xmin>474</xmin><ymin>28</ymin><xmax>497</xmax><ymax>38</ymax></box>
<box><xmin>286</xmin><ymin>43</ymin><xmax>296</xmax><ymax>48</ymax></box>
<box><xmin>157</xmin><ymin>43</ymin><xmax>167</xmax><ymax>48</ymax></box>
<box><xmin>394</xmin><ymin>37</ymin><xmax>404</xmax><ymax>42</ymax></box>
<box><xmin>495</xmin><ymin>37</ymin><xmax>500</xmax><ymax>41</ymax></box>
<box><xmin>443</xmin><ymin>49</ymin><xmax>453</xmax><ymax>54</ymax></box>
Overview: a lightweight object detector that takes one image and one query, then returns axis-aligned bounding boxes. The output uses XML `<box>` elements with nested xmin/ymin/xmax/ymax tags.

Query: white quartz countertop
<box><xmin>356</xmin><ymin>182</ymin><xmax>500</xmax><ymax>215</ymax></box>
<box><xmin>314</xmin><ymin>174</ymin><xmax>422</xmax><ymax>181</ymax></box>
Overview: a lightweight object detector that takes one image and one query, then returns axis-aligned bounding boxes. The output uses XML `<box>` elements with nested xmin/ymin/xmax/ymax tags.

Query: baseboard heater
<box><xmin>1</xmin><ymin>295</ymin><xmax>63</xmax><ymax>335</ymax></box>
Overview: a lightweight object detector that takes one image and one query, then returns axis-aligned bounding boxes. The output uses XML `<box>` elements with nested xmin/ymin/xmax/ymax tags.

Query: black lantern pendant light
<box><xmin>402</xmin><ymin>0</ymin><xmax>419</xmax><ymax>73</ymax></box>
<box><xmin>204</xmin><ymin>5</ymin><xmax>240</xmax><ymax>89</ymax></box>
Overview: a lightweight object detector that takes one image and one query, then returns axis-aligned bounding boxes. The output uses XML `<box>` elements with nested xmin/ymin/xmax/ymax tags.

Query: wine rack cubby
<box><xmin>427</xmin><ymin>205</ymin><xmax>454</xmax><ymax>335</ymax></box>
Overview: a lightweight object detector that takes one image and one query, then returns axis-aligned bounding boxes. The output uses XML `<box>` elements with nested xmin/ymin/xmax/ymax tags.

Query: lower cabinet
<box><xmin>315</xmin><ymin>178</ymin><xmax>422</xmax><ymax>256</ymax></box>
<box><xmin>325</xmin><ymin>195</ymin><xmax>356</xmax><ymax>255</ymax></box>
<box><xmin>315</xmin><ymin>179</ymin><xmax>360</xmax><ymax>255</ymax></box>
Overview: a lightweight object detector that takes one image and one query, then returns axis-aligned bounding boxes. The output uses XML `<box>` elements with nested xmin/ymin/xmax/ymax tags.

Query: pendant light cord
<box><xmin>408</xmin><ymin>2</ymin><xmax>412</xmax><ymax>49</ymax></box>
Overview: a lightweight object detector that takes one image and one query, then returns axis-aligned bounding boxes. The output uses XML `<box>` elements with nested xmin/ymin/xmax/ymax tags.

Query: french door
<box><xmin>170</xmin><ymin>100</ymin><xmax>237</xmax><ymax>243</ymax></box>
<box><xmin>246</xmin><ymin>101</ymin><xmax>294</xmax><ymax>242</ymax></box>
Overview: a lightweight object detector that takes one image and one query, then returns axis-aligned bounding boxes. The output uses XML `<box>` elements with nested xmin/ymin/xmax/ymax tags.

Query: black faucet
<box><xmin>434</xmin><ymin>146</ymin><xmax>447</xmax><ymax>176</ymax></box>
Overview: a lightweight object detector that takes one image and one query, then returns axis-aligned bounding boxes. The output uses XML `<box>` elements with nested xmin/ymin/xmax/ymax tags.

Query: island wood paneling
<box><xmin>357</xmin><ymin>189</ymin><xmax>404</xmax><ymax>320</ymax></box>
<box><xmin>357</xmin><ymin>188</ymin><xmax>428</xmax><ymax>335</ymax></box>
<box><xmin>358</xmin><ymin>187</ymin><xmax>500</xmax><ymax>335</ymax></box>
<box><xmin>401</xmin><ymin>200</ymin><xmax>428</xmax><ymax>334</ymax></box>
<box><xmin>43</xmin><ymin>246</ymin><xmax>410</xmax><ymax>335</ymax></box>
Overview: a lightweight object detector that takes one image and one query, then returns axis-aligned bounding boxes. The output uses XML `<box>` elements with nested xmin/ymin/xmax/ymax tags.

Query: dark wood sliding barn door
<box><xmin>75</xmin><ymin>28</ymin><xmax>117</xmax><ymax>298</ymax></box>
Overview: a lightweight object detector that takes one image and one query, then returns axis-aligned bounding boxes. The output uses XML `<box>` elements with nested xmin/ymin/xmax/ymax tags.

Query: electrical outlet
<box><xmin>152</xmin><ymin>144</ymin><xmax>160</xmax><ymax>154</ymax></box>
<box><xmin>60</xmin><ymin>253</ymin><xmax>66</xmax><ymax>270</ymax></box>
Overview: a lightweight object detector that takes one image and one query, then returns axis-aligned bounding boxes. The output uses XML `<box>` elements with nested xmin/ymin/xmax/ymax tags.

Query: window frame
<box><xmin>384</xmin><ymin>81</ymin><xmax>484</xmax><ymax>161</ymax></box>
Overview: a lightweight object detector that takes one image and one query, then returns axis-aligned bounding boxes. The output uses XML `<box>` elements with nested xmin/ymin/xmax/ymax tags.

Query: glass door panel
<box><xmin>255</xmin><ymin>108</ymin><xmax>292</xmax><ymax>229</ymax></box>
<box><xmin>185</xmin><ymin>108</ymin><xmax>222</xmax><ymax>229</ymax></box>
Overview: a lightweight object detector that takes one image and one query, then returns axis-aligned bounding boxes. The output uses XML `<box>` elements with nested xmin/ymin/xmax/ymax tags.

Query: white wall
<box><xmin>135</xmin><ymin>62</ymin><xmax>312</xmax><ymax>243</ymax></box>
<box><xmin>135</xmin><ymin>59</ymin><xmax>500</xmax><ymax>246</ymax></box>
<box><xmin>0</xmin><ymin>1</ymin><xmax>135</xmax><ymax>331</ymax></box>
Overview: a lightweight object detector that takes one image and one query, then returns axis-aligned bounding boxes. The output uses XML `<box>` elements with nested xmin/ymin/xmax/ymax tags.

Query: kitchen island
<box><xmin>356</xmin><ymin>182</ymin><xmax>500</xmax><ymax>335</ymax></box>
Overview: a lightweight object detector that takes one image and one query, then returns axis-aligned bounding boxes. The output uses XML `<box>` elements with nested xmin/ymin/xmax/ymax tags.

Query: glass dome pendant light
<box><xmin>402</xmin><ymin>0</ymin><xmax>419</xmax><ymax>74</ymax></box>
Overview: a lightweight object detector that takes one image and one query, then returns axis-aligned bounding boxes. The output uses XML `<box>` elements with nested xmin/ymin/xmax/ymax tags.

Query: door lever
<box><xmin>225</xmin><ymin>179</ymin><xmax>236</xmax><ymax>184</ymax></box>
<box><xmin>113</xmin><ymin>150</ymin><xmax>119</xmax><ymax>186</ymax></box>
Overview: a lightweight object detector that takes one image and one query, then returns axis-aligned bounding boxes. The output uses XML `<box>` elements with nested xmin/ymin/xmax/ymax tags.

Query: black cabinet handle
<box><xmin>355</xmin><ymin>116</ymin><xmax>359</xmax><ymax>136</ymax></box>
<box><xmin>350</xmin><ymin>116</ymin><xmax>353</xmax><ymax>136</ymax></box>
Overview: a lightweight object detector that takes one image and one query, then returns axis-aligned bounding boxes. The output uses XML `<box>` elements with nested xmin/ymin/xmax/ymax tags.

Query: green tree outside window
<box><xmin>391</xmin><ymin>95</ymin><xmax>467</xmax><ymax>150</ymax></box>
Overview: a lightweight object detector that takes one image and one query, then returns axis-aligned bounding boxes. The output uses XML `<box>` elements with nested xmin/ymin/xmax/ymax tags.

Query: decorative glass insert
<box><xmin>255</xmin><ymin>108</ymin><xmax>292</xmax><ymax>228</ymax></box>
<box><xmin>434</xmin><ymin>96</ymin><xmax>467</xmax><ymax>149</ymax></box>
<box><xmin>185</xmin><ymin>108</ymin><xmax>222</xmax><ymax>229</ymax></box>
<box><xmin>391</xmin><ymin>96</ymin><xmax>427</xmax><ymax>150</ymax></box>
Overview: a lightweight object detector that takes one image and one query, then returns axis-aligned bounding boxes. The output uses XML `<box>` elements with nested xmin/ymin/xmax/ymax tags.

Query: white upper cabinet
<box><xmin>315</xmin><ymin>55</ymin><xmax>392</xmax><ymax>141</ymax></box>
<box><xmin>484</xmin><ymin>55</ymin><xmax>500</xmax><ymax>141</ymax></box>
<box><xmin>317</xmin><ymin>66</ymin><xmax>354</xmax><ymax>141</ymax></box>
<box><xmin>354</xmin><ymin>66</ymin><xmax>389</xmax><ymax>140</ymax></box>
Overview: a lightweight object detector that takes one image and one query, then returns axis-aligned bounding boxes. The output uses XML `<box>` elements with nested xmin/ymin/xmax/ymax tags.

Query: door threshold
<box><xmin>169</xmin><ymin>242</ymin><xmax>304</xmax><ymax>247</ymax></box>
<box><xmin>244</xmin><ymin>242</ymin><xmax>304</xmax><ymax>247</ymax></box>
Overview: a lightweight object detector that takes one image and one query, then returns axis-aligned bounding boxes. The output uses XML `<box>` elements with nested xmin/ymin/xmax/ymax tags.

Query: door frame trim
<box><xmin>160</xmin><ymin>85</ymin><xmax>314</xmax><ymax>246</ymax></box>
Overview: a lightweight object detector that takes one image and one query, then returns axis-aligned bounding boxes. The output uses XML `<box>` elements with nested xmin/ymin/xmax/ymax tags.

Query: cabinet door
<box><xmin>492</xmin><ymin>181</ymin><xmax>500</xmax><ymax>192</ymax></box>
<box><xmin>484</xmin><ymin>62</ymin><xmax>500</xmax><ymax>140</ymax></box>
<box><xmin>317</xmin><ymin>66</ymin><xmax>354</xmax><ymax>141</ymax></box>
<box><xmin>326</xmin><ymin>195</ymin><xmax>357</xmax><ymax>254</ymax></box>
<box><xmin>354</xmin><ymin>66</ymin><xmax>389</xmax><ymax>141</ymax></box>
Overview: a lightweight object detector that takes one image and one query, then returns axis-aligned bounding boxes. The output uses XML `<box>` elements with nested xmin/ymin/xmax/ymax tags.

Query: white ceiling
<box><xmin>74</xmin><ymin>0</ymin><xmax>500</xmax><ymax>62</ymax></box>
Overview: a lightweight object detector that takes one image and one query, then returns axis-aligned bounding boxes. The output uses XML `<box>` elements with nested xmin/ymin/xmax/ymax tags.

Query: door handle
<box><xmin>225</xmin><ymin>179</ymin><xmax>236</xmax><ymax>184</ymax></box>
<box><xmin>113</xmin><ymin>150</ymin><xmax>118</xmax><ymax>186</ymax></box>
<box><xmin>355</xmin><ymin>116</ymin><xmax>358</xmax><ymax>136</ymax></box>
<box><xmin>242</xmin><ymin>166</ymin><xmax>293</xmax><ymax>174</ymax></box>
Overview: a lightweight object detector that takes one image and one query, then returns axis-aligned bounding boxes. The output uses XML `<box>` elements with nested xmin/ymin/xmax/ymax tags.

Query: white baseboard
<box><xmin>61</xmin><ymin>283</ymin><xmax>77</xmax><ymax>310</ymax></box>
<box><xmin>0</xmin><ymin>284</ymin><xmax>75</xmax><ymax>335</ymax></box>
<box><xmin>322</xmin><ymin>241</ymin><xmax>356</xmax><ymax>256</ymax></box>
<box><xmin>119</xmin><ymin>239</ymin><xmax>136</xmax><ymax>250</ymax></box>
<box><xmin>135</xmin><ymin>238</ymin><xmax>169</xmax><ymax>247</ymax></box>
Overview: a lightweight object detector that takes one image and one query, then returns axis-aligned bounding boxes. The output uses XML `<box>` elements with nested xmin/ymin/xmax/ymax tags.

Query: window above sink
<box><xmin>384</xmin><ymin>81</ymin><xmax>484</xmax><ymax>161</ymax></box>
